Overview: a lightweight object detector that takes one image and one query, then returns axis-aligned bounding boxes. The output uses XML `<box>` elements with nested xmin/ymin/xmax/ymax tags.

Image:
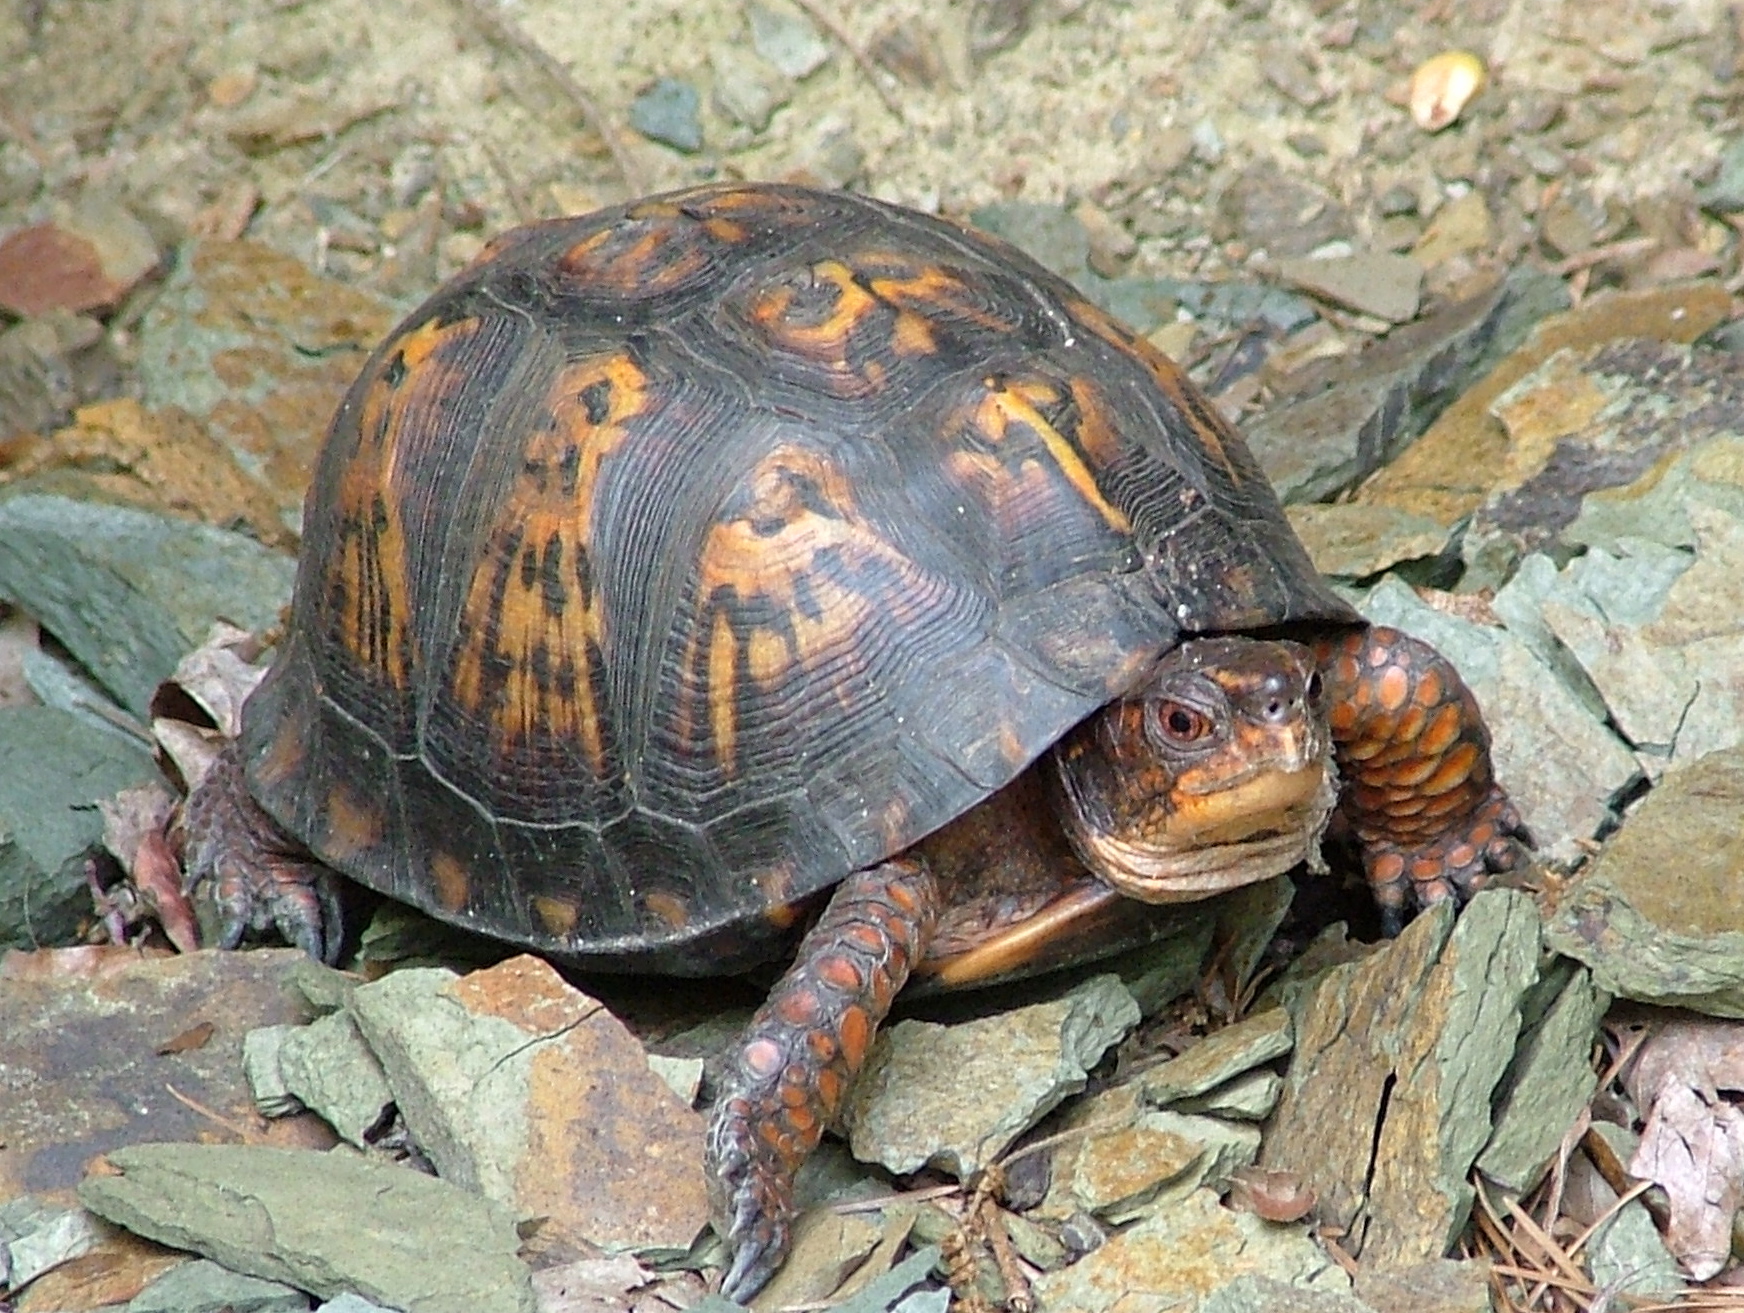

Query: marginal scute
<box><xmin>322</xmin><ymin>784</ymin><xmax>385</xmax><ymax>861</ymax></box>
<box><xmin>431</xmin><ymin>851</ymin><xmax>471</xmax><ymax>913</ymax></box>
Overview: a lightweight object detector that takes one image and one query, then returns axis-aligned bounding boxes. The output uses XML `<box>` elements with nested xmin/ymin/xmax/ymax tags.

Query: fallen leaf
<box><xmin>1623</xmin><ymin>1019</ymin><xmax>1744</xmax><ymax>1279</ymax></box>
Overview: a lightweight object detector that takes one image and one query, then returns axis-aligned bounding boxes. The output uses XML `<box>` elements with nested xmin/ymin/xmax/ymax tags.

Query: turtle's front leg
<box><xmin>707</xmin><ymin>858</ymin><xmax>939</xmax><ymax>1302</ymax></box>
<box><xmin>1313</xmin><ymin>626</ymin><xmax>1532</xmax><ymax>933</ymax></box>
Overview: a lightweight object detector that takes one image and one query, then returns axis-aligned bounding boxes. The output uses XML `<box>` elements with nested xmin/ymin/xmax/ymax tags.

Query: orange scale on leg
<box><xmin>742</xmin><ymin>1038</ymin><xmax>785</xmax><ymax>1080</ymax></box>
<box><xmin>775</xmin><ymin>990</ymin><xmax>823</xmax><ymax>1027</ymax></box>
<box><xmin>838</xmin><ymin>1006</ymin><xmax>872</xmax><ymax>1068</ymax></box>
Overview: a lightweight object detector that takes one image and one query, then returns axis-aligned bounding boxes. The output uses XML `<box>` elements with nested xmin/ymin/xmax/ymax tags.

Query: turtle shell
<box><xmin>237</xmin><ymin>183</ymin><xmax>1357</xmax><ymax>968</ymax></box>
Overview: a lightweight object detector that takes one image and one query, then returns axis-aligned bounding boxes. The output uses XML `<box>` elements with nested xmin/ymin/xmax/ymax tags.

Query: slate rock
<box><xmin>1275</xmin><ymin>252</ymin><xmax>1423</xmax><ymax>323</ymax></box>
<box><xmin>0</xmin><ymin>948</ymin><xmax>327</xmax><ymax>1202</ymax></box>
<box><xmin>1043</xmin><ymin>1107</ymin><xmax>1260</xmax><ymax>1223</ymax></box>
<box><xmin>1144</xmin><ymin>1007</ymin><xmax>1293</xmax><ymax>1106</ymax></box>
<box><xmin>79</xmin><ymin>1144</ymin><xmax>535</xmax><ymax>1313</ymax></box>
<box><xmin>629</xmin><ymin>78</ymin><xmax>704</xmax><ymax>153</ymax></box>
<box><xmin>1262</xmin><ymin>890</ymin><xmax>1541</xmax><ymax>1267</ymax></box>
<box><xmin>0</xmin><ymin>705</ymin><xmax>161</xmax><ymax>949</ymax></box>
<box><xmin>1033</xmin><ymin>1187</ymin><xmax>1348</xmax><ymax>1312</ymax></box>
<box><xmin>747</xmin><ymin>1</ymin><xmax>831</xmax><ymax>79</ymax></box>
<box><xmin>1544</xmin><ymin>747</ymin><xmax>1744</xmax><ymax>1016</ymax></box>
<box><xmin>1287</xmin><ymin>502</ymin><xmax>1453</xmax><ymax>580</ymax></box>
<box><xmin>277</xmin><ymin>1010</ymin><xmax>395</xmax><ymax>1147</ymax></box>
<box><xmin>710</xmin><ymin>44</ymin><xmax>789</xmax><ymax>131</ymax></box>
<box><xmin>1247</xmin><ymin>269</ymin><xmax>1562</xmax><ymax>503</ymax></box>
<box><xmin>316</xmin><ymin>1297</ymin><xmax>395</xmax><ymax>1313</ymax></box>
<box><xmin>841</xmin><ymin>974</ymin><xmax>1140</xmax><ymax>1178</ymax></box>
<box><xmin>1359</xmin><ymin>576</ymin><xmax>1638</xmax><ymax>865</ymax></box>
<box><xmin>1353</xmin><ymin>1257</ymin><xmax>1494</xmax><ymax>1313</ymax></box>
<box><xmin>346</xmin><ymin>955</ymin><xmax>710</xmax><ymax>1254</ymax></box>
<box><xmin>1356</xmin><ymin>283</ymin><xmax>1730</xmax><ymax>529</ymax></box>
<box><xmin>0</xmin><ymin>1197</ymin><xmax>104</xmax><ymax>1291</ymax></box>
<box><xmin>1172</xmin><ymin>1069</ymin><xmax>1282</xmax><ymax>1121</ymax></box>
<box><xmin>1477</xmin><ymin>961</ymin><xmax>1606</xmax><ymax>1192</ymax></box>
<box><xmin>1200</xmin><ymin>1273</ymin><xmax>1373</xmax><ymax>1313</ymax></box>
<box><xmin>0</xmin><ymin>492</ymin><xmax>294</xmax><ymax>717</ymax></box>
<box><xmin>1698</xmin><ymin>134</ymin><xmax>1744</xmax><ymax>213</ymax></box>
<box><xmin>137</xmin><ymin>239</ymin><xmax>398</xmax><ymax>535</ymax></box>
<box><xmin>126</xmin><ymin>1257</ymin><xmax>310</xmax><ymax>1313</ymax></box>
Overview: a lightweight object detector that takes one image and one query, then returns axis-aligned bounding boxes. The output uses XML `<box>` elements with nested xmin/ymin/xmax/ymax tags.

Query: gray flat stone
<box><xmin>0</xmin><ymin>704</ymin><xmax>161</xmax><ymax>949</ymax></box>
<box><xmin>1276</xmin><ymin>252</ymin><xmax>1423</xmax><ymax>323</ymax></box>
<box><xmin>277</xmin><ymin>1010</ymin><xmax>394</xmax><ymax>1148</ymax></box>
<box><xmin>346</xmin><ymin>956</ymin><xmax>709</xmax><ymax>1255</ymax></box>
<box><xmin>1033</xmin><ymin>1188</ymin><xmax>1348</xmax><ymax>1312</ymax></box>
<box><xmin>1144</xmin><ymin>1007</ymin><xmax>1293</xmax><ymax>1106</ymax></box>
<box><xmin>79</xmin><ymin>1144</ymin><xmax>535</xmax><ymax>1313</ymax></box>
<box><xmin>1544</xmin><ymin>747</ymin><xmax>1744</xmax><ymax>1016</ymax></box>
<box><xmin>747</xmin><ymin>1</ymin><xmax>831</xmax><ymax>79</ymax></box>
<box><xmin>1263</xmin><ymin>891</ymin><xmax>1542</xmax><ymax>1268</ymax></box>
<box><xmin>1478</xmin><ymin>962</ymin><xmax>1607</xmax><ymax>1191</ymax></box>
<box><xmin>127</xmin><ymin>1258</ymin><xmax>310</xmax><ymax>1313</ymax></box>
<box><xmin>0</xmin><ymin>492</ymin><xmax>293</xmax><ymax>717</ymax></box>
<box><xmin>842</xmin><ymin>974</ymin><xmax>1140</xmax><ymax>1178</ymax></box>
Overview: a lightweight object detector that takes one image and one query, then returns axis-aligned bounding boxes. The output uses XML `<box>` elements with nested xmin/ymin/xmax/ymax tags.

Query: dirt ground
<box><xmin>3</xmin><ymin>0</ymin><xmax>1739</xmax><ymax>328</ymax></box>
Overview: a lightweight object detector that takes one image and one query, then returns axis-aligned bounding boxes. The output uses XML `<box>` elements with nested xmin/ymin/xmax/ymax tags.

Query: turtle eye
<box><xmin>1149</xmin><ymin>700</ymin><xmax>1212</xmax><ymax>747</ymax></box>
<box><xmin>1306</xmin><ymin>671</ymin><xmax>1325</xmax><ymax>706</ymax></box>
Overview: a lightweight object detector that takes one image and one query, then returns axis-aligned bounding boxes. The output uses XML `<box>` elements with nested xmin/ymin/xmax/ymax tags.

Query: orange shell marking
<box><xmin>974</xmin><ymin>376</ymin><xmax>1131</xmax><ymax>533</ymax></box>
<box><xmin>329</xmin><ymin>316</ymin><xmax>482</xmax><ymax>688</ymax></box>
<box><xmin>448</xmin><ymin>352</ymin><xmax>648</xmax><ymax>772</ymax></box>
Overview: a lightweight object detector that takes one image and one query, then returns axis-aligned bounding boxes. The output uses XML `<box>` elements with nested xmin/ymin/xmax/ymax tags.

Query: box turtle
<box><xmin>182</xmin><ymin>183</ymin><xmax>1529</xmax><ymax>1299</ymax></box>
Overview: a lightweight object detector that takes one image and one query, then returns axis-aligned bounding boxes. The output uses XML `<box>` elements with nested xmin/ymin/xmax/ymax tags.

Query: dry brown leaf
<box><xmin>159</xmin><ymin>620</ymin><xmax>270</xmax><ymax>738</ymax></box>
<box><xmin>1623</xmin><ymin>1019</ymin><xmax>1744</xmax><ymax>1280</ymax></box>
<box><xmin>531</xmin><ymin>1253</ymin><xmax>657</xmax><ymax>1313</ymax></box>
<box><xmin>155</xmin><ymin>1020</ymin><xmax>217</xmax><ymax>1055</ymax></box>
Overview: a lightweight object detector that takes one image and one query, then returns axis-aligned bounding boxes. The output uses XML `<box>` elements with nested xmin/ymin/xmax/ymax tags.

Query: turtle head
<box><xmin>1051</xmin><ymin>635</ymin><xmax>1337</xmax><ymax>902</ymax></box>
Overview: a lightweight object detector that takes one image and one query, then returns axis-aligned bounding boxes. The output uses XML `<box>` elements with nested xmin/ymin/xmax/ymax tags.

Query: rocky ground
<box><xmin>4</xmin><ymin>0</ymin><xmax>1744</xmax><ymax>1311</ymax></box>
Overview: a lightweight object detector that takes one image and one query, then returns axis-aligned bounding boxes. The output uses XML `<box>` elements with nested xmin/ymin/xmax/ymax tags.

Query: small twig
<box><xmin>163</xmin><ymin>1083</ymin><xmax>256</xmax><ymax>1140</ymax></box>
<box><xmin>458</xmin><ymin>0</ymin><xmax>645</xmax><ymax>194</ymax></box>
<box><xmin>1547</xmin><ymin>236</ymin><xmax>1659</xmax><ymax>278</ymax></box>
<box><xmin>828</xmin><ymin>1182</ymin><xmax>963</xmax><ymax>1213</ymax></box>
<box><xmin>996</xmin><ymin>1112</ymin><xmax>1136</xmax><ymax>1169</ymax></box>
<box><xmin>786</xmin><ymin>0</ymin><xmax>906</xmax><ymax>120</ymax></box>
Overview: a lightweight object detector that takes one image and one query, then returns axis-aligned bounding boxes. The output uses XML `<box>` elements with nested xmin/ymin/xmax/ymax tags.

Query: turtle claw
<box><xmin>182</xmin><ymin>745</ymin><xmax>345</xmax><ymax>964</ymax></box>
<box><xmin>707</xmin><ymin>1104</ymin><xmax>793</xmax><ymax>1304</ymax></box>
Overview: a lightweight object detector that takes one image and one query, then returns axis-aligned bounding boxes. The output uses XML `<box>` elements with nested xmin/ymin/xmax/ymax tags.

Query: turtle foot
<box><xmin>179</xmin><ymin>744</ymin><xmax>345</xmax><ymax>964</ymax></box>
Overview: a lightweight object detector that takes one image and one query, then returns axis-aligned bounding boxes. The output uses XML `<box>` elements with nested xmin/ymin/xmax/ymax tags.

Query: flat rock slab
<box><xmin>138</xmin><ymin>239</ymin><xmax>398</xmax><ymax>534</ymax></box>
<box><xmin>1262</xmin><ymin>890</ymin><xmax>1542</xmax><ymax>1268</ymax></box>
<box><xmin>1144</xmin><ymin>1006</ymin><xmax>1293</xmax><ymax>1106</ymax></box>
<box><xmin>346</xmin><ymin>954</ymin><xmax>709</xmax><ymax>1255</ymax></box>
<box><xmin>79</xmin><ymin>1144</ymin><xmax>534</xmax><ymax>1313</ymax></box>
<box><xmin>1544</xmin><ymin>746</ymin><xmax>1744</xmax><ymax>1017</ymax></box>
<box><xmin>1356</xmin><ymin>282</ymin><xmax>1733</xmax><ymax>528</ymax></box>
<box><xmin>1353</xmin><ymin>1258</ymin><xmax>1495</xmax><ymax>1313</ymax></box>
<box><xmin>1033</xmin><ymin>1187</ymin><xmax>1348</xmax><ymax>1313</ymax></box>
<box><xmin>126</xmin><ymin>1257</ymin><xmax>310</xmax><ymax>1313</ymax></box>
<box><xmin>0</xmin><ymin>491</ymin><xmax>294</xmax><ymax>717</ymax></box>
<box><xmin>840</xmin><ymin>973</ymin><xmax>1140</xmax><ymax>1179</ymax></box>
<box><xmin>1246</xmin><ymin>270</ymin><xmax>1561</xmax><ymax>503</ymax></box>
<box><xmin>0</xmin><ymin>704</ymin><xmax>161</xmax><ymax>950</ymax></box>
<box><xmin>0</xmin><ymin>947</ymin><xmax>331</xmax><ymax>1203</ymax></box>
<box><xmin>1478</xmin><ymin>961</ymin><xmax>1606</xmax><ymax>1192</ymax></box>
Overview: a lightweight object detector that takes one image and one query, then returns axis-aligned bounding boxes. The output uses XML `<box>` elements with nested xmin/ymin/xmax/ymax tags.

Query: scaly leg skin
<box><xmin>707</xmin><ymin>858</ymin><xmax>939</xmax><ymax>1303</ymax></box>
<box><xmin>1314</xmin><ymin>626</ymin><xmax>1532</xmax><ymax>935</ymax></box>
<box><xmin>179</xmin><ymin>742</ymin><xmax>345</xmax><ymax>964</ymax></box>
